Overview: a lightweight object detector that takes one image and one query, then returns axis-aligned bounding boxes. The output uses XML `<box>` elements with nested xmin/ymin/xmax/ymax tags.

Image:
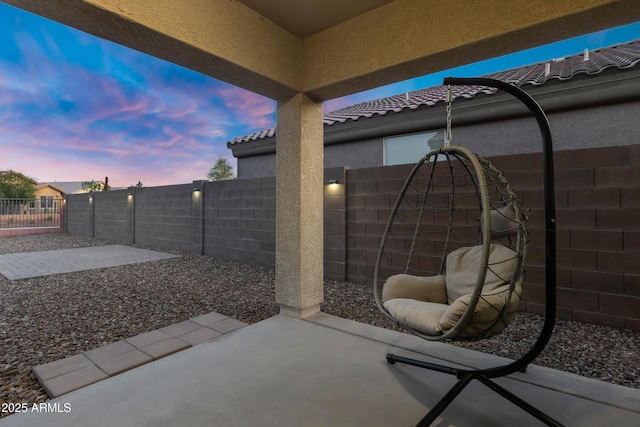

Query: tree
<box><xmin>207</xmin><ymin>158</ymin><xmax>235</xmax><ymax>181</ymax></box>
<box><xmin>81</xmin><ymin>180</ymin><xmax>105</xmax><ymax>192</ymax></box>
<box><xmin>0</xmin><ymin>170</ymin><xmax>37</xmax><ymax>199</ymax></box>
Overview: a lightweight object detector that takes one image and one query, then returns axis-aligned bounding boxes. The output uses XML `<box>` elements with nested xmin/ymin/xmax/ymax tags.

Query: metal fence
<box><xmin>0</xmin><ymin>198</ymin><xmax>63</xmax><ymax>228</ymax></box>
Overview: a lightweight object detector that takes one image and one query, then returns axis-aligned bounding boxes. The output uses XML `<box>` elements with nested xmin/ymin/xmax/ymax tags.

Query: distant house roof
<box><xmin>227</xmin><ymin>38</ymin><xmax>640</xmax><ymax>147</ymax></box>
<box><xmin>35</xmin><ymin>183</ymin><xmax>67</xmax><ymax>195</ymax></box>
<box><xmin>39</xmin><ymin>182</ymin><xmax>88</xmax><ymax>195</ymax></box>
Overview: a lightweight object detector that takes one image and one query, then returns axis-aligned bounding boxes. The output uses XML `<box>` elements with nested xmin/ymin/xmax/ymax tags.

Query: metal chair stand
<box><xmin>384</xmin><ymin>77</ymin><xmax>562</xmax><ymax>427</ymax></box>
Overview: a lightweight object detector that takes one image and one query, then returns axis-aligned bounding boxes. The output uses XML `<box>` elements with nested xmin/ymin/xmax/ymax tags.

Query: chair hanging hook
<box><xmin>445</xmin><ymin>85</ymin><xmax>453</xmax><ymax>147</ymax></box>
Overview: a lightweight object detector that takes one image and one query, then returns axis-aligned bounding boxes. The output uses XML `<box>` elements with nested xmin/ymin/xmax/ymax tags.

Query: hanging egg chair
<box><xmin>373</xmin><ymin>145</ymin><xmax>528</xmax><ymax>341</ymax></box>
<box><xmin>372</xmin><ymin>77</ymin><xmax>561</xmax><ymax>427</ymax></box>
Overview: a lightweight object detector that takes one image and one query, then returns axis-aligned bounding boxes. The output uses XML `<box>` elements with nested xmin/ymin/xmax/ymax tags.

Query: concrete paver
<box><xmin>39</xmin><ymin>365</ymin><xmax>109</xmax><ymax>398</ymax></box>
<box><xmin>208</xmin><ymin>318</ymin><xmax>248</xmax><ymax>334</ymax></box>
<box><xmin>125</xmin><ymin>330</ymin><xmax>172</xmax><ymax>348</ymax></box>
<box><xmin>176</xmin><ymin>327</ymin><xmax>223</xmax><ymax>345</ymax></box>
<box><xmin>89</xmin><ymin>350</ymin><xmax>152</xmax><ymax>376</ymax></box>
<box><xmin>191</xmin><ymin>312</ymin><xmax>229</xmax><ymax>327</ymax></box>
<box><xmin>32</xmin><ymin>311</ymin><xmax>247</xmax><ymax>398</ymax></box>
<box><xmin>137</xmin><ymin>337</ymin><xmax>190</xmax><ymax>360</ymax></box>
<box><xmin>83</xmin><ymin>341</ymin><xmax>137</xmax><ymax>361</ymax></box>
<box><xmin>160</xmin><ymin>320</ymin><xmax>202</xmax><ymax>336</ymax></box>
<box><xmin>32</xmin><ymin>354</ymin><xmax>93</xmax><ymax>382</ymax></box>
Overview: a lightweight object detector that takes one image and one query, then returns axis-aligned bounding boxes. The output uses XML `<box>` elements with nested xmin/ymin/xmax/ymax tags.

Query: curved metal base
<box><xmin>387</xmin><ymin>353</ymin><xmax>565</xmax><ymax>427</ymax></box>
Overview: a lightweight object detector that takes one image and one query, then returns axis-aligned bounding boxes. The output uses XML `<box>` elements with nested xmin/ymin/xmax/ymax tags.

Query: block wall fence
<box><xmin>65</xmin><ymin>144</ymin><xmax>640</xmax><ymax>331</ymax></box>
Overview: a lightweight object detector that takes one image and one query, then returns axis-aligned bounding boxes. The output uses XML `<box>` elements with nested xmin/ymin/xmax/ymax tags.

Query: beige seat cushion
<box><xmin>383</xmin><ymin>299</ymin><xmax>449</xmax><ymax>335</ymax></box>
<box><xmin>440</xmin><ymin>281</ymin><xmax>522</xmax><ymax>338</ymax></box>
<box><xmin>446</xmin><ymin>244</ymin><xmax>517</xmax><ymax>303</ymax></box>
<box><xmin>382</xmin><ymin>274</ymin><xmax>447</xmax><ymax>304</ymax></box>
<box><xmin>381</xmin><ymin>244</ymin><xmax>520</xmax><ymax>338</ymax></box>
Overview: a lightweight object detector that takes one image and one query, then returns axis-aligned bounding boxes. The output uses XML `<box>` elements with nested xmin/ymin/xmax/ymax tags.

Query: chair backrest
<box><xmin>445</xmin><ymin>244</ymin><xmax>517</xmax><ymax>303</ymax></box>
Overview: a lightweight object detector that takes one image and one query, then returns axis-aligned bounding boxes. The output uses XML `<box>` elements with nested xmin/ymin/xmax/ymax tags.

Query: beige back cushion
<box><xmin>446</xmin><ymin>244</ymin><xmax>518</xmax><ymax>303</ymax></box>
<box><xmin>483</xmin><ymin>203</ymin><xmax>519</xmax><ymax>239</ymax></box>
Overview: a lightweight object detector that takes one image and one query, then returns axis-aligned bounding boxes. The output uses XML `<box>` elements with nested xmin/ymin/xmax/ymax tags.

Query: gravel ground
<box><xmin>1</xmin><ymin>234</ymin><xmax>639</xmax><ymax>417</ymax></box>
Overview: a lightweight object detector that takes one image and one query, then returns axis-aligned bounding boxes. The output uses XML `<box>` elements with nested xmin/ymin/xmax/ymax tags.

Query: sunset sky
<box><xmin>0</xmin><ymin>2</ymin><xmax>638</xmax><ymax>188</ymax></box>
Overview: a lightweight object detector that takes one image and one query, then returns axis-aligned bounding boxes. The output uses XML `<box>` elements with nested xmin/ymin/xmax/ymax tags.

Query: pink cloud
<box><xmin>217</xmin><ymin>87</ymin><xmax>276</xmax><ymax>129</ymax></box>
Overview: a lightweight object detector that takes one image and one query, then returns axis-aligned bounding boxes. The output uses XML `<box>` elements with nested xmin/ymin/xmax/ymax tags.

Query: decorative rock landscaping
<box><xmin>1</xmin><ymin>234</ymin><xmax>639</xmax><ymax>419</ymax></box>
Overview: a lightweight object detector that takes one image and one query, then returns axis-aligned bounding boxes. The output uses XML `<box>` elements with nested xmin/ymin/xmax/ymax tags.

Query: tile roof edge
<box><xmin>227</xmin><ymin>38</ymin><xmax>640</xmax><ymax>146</ymax></box>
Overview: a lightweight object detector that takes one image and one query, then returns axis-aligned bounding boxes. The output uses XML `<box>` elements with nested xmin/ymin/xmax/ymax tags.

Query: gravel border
<box><xmin>1</xmin><ymin>234</ymin><xmax>638</xmax><ymax>417</ymax></box>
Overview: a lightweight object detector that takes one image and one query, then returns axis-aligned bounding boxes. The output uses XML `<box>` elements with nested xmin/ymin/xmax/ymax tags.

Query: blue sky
<box><xmin>0</xmin><ymin>3</ymin><xmax>638</xmax><ymax>187</ymax></box>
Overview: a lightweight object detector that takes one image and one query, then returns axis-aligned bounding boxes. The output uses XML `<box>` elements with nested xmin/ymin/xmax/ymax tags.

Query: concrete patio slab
<box><xmin>8</xmin><ymin>314</ymin><xmax>640</xmax><ymax>427</ymax></box>
<box><xmin>0</xmin><ymin>245</ymin><xmax>179</xmax><ymax>280</ymax></box>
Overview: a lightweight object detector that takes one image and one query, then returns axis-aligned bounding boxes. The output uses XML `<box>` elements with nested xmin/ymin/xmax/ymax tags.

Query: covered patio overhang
<box><xmin>5</xmin><ymin>0</ymin><xmax>640</xmax><ymax>317</ymax></box>
<box><xmin>3</xmin><ymin>1</ymin><xmax>640</xmax><ymax>425</ymax></box>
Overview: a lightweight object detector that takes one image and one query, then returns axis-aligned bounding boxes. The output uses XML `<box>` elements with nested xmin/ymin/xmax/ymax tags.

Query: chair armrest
<box><xmin>382</xmin><ymin>274</ymin><xmax>447</xmax><ymax>304</ymax></box>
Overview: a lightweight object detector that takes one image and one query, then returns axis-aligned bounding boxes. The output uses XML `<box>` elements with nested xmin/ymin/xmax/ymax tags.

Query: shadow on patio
<box><xmin>2</xmin><ymin>313</ymin><xmax>639</xmax><ymax>427</ymax></box>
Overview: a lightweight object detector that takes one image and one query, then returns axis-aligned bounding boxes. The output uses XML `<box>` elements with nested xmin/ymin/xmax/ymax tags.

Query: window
<box><xmin>41</xmin><ymin>196</ymin><xmax>53</xmax><ymax>210</ymax></box>
<box><xmin>383</xmin><ymin>130</ymin><xmax>445</xmax><ymax>166</ymax></box>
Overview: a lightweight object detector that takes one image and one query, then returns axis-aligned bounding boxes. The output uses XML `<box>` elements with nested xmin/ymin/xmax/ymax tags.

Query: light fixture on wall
<box><xmin>327</xmin><ymin>179</ymin><xmax>338</xmax><ymax>185</ymax></box>
<box><xmin>193</xmin><ymin>187</ymin><xmax>200</xmax><ymax>193</ymax></box>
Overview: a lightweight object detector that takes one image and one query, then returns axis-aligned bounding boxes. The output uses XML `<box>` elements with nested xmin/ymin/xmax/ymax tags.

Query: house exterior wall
<box><xmin>237</xmin><ymin>154</ymin><xmax>276</xmax><ymax>179</ymax></box>
<box><xmin>452</xmin><ymin>100</ymin><xmax>640</xmax><ymax>158</ymax></box>
<box><xmin>35</xmin><ymin>187</ymin><xmax>64</xmax><ymax>199</ymax></box>
<box><xmin>235</xmin><ymin>99</ymin><xmax>640</xmax><ymax>178</ymax></box>
<box><xmin>324</xmin><ymin>139</ymin><xmax>382</xmax><ymax>170</ymax></box>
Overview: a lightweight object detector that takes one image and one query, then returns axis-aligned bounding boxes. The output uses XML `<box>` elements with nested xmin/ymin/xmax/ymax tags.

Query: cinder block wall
<box><xmin>204</xmin><ymin>177</ymin><xmax>276</xmax><ymax>266</ymax></box>
<box><xmin>65</xmin><ymin>193</ymin><xmax>92</xmax><ymax>236</ymax></box>
<box><xmin>93</xmin><ymin>190</ymin><xmax>131</xmax><ymax>243</ymax></box>
<box><xmin>65</xmin><ymin>145</ymin><xmax>640</xmax><ymax>331</ymax></box>
<box><xmin>134</xmin><ymin>184</ymin><xmax>194</xmax><ymax>252</ymax></box>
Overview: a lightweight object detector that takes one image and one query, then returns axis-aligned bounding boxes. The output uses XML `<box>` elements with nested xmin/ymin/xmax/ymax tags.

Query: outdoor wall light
<box><xmin>193</xmin><ymin>187</ymin><xmax>200</xmax><ymax>193</ymax></box>
<box><xmin>327</xmin><ymin>179</ymin><xmax>339</xmax><ymax>185</ymax></box>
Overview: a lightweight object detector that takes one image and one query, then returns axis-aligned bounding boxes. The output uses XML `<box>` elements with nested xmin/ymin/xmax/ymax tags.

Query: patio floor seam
<box><xmin>32</xmin><ymin>311</ymin><xmax>247</xmax><ymax>398</ymax></box>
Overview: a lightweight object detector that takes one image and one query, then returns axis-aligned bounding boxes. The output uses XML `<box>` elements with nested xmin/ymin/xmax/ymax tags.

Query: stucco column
<box><xmin>275</xmin><ymin>93</ymin><xmax>324</xmax><ymax>318</ymax></box>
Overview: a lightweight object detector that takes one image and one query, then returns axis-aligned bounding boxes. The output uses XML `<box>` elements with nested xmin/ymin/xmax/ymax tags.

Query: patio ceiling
<box><xmin>5</xmin><ymin>0</ymin><xmax>640</xmax><ymax>101</ymax></box>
